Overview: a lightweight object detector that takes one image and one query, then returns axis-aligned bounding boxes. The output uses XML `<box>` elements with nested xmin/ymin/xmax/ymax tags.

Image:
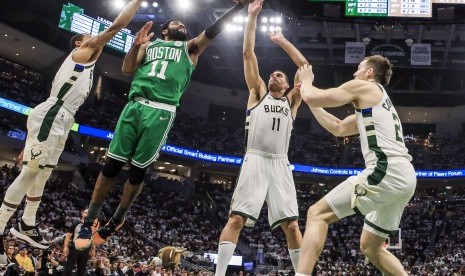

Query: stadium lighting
<box><xmin>270</xmin><ymin>17</ymin><xmax>275</xmax><ymax>23</ymax></box>
<box><xmin>269</xmin><ymin>26</ymin><xmax>275</xmax><ymax>32</ymax></box>
<box><xmin>177</xmin><ymin>0</ymin><xmax>191</xmax><ymax>10</ymax></box>
<box><xmin>225</xmin><ymin>24</ymin><xmax>234</xmax><ymax>32</ymax></box>
<box><xmin>113</xmin><ymin>0</ymin><xmax>125</xmax><ymax>9</ymax></box>
<box><xmin>236</xmin><ymin>25</ymin><xmax>243</xmax><ymax>31</ymax></box>
<box><xmin>275</xmin><ymin>17</ymin><xmax>282</xmax><ymax>24</ymax></box>
<box><xmin>237</xmin><ymin>15</ymin><xmax>244</xmax><ymax>23</ymax></box>
<box><xmin>152</xmin><ymin>2</ymin><xmax>159</xmax><ymax>7</ymax></box>
<box><xmin>260</xmin><ymin>25</ymin><xmax>267</xmax><ymax>32</ymax></box>
<box><xmin>261</xmin><ymin>17</ymin><xmax>268</xmax><ymax>23</ymax></box>
<box><xmin>141</xmin><ymin>1</ymin><xmax>148</xmax><ymax>8</ymax></box>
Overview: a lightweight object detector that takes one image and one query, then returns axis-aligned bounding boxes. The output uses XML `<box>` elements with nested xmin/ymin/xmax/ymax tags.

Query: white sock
<box><xmin>22</xmin><ymin>169</ymin><xmax>51</xmax><ymax>227</ymax></box>
<box><xmin>0</xmin><ymin>204</ymin><xmax>17</xmax><ymax>235</ymax></box>
<box><xmin>289</xmin><ymin>248</ymin><xmax>301</xmax><ymax>272</ymax></box>
<box><xmin>215</xmin><ymin>241</ymin><xmax>236</xmax><ymax>276</ymax></box>
<box><xmin>22</xmin><ymin>200</ymin><xmax>41</xmax><ymax>226</ymax></box>
<box><xmin>295</xmin><ymin>274</ymin><xmax>310</xmax><ymax>276</ymax></box>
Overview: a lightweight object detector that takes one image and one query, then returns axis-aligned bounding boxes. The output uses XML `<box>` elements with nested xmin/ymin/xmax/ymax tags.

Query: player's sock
<box><xmin>23</xmin><ymin>168</ymin><xmax>52</xmax><ymax>227</ymax></box>
<box><xmin>0</xmin><ymin>204</ymin><xmax>16</xmax><ymax>235</ymax></box>
<box><xmin>22</xmin><ymin>200</ymin><xmax>40</xmax><ymax>226</ymax></box>
<box><xmin>289</xmin><ymin>248</ymin><xmax>301</xmax><ymax>272</ymax></box>
<box><xmin>0</xmin><ymin>166</ymin><xmax>41</xmax><ymax>234</ymax></box>
<box><xmin>215</xmin><ymin>241</ymin><xmax>236</xmax><ymax>276</ymax></box>
<box><xmin>112</xmin><ymin>206</ymin><xmax>127</xmax><ymax>224</ymax></box>
<box><xmin>87</xmin><ymin>202</ymin><xmax>103</xmax><ymax>221</ymax></box>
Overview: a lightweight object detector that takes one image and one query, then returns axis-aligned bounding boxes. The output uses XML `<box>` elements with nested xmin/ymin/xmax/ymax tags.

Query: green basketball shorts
<box><xmin>108</xmin><ymin>98</ymin><xmax>176</xmax><ymax>168</ymax></box>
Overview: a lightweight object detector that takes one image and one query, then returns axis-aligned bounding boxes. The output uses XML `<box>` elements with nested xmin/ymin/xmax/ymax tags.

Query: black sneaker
<box><xmin>75</xmin><ymin>218</ymin><xmax>99</xmax><ymax>250</ymax></box>
<box><xmin>10</xmin><ymin>221</ymin><xmax>48</xmax><ymax>249</ymax></box>
<box><xmin>92</xmin><ymin>219</ymin><xmax>124</xmax><ymax>246</ymax></box>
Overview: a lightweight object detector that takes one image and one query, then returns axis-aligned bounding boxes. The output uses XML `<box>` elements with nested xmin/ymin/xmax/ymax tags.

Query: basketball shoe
<box><xmin>10</xmin><ymin>220</ymin><xmax>48</xmax><ymax>249</ymax></box>
<box><xmin>92</xmin><ymin>219</ymin><xmax>124</xmax><ymax>246</ymax></box>
<box><xmin>75</xmin><ymin>218</ymin><xmax>99</xmax><ymax>250</ymax></box>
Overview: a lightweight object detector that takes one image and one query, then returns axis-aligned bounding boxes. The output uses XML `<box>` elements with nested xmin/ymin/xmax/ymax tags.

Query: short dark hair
<box><xmin>69</xmin><ymin>34</ymin><xmax>86</xmax><ymax>50</ymax></box>
<box><xmin>364</xmin><ymin>55</ymin><xmax>393</xmax><ymax>85</ymax></box>
<box><xmin>160</xmin><ymin>20</ymin><xmax>175</xmax><ymax>39</ymax></box>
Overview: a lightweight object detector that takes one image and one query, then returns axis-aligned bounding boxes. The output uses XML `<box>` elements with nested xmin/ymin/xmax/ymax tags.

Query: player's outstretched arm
<box><xmin>268</xmin><ymin>29</ymin><xmax>308</xmax><ymax>67</ymax></box>
<box><xmin>309</xmin><ymin>108</ymin><xmax>358</xmax><ymax>137</ymax></box>
<box><xmin>268</xmin><ymin>29</ymin><xmax>307</xmax><ymax>114</ymax></box>
<box><xmin>298</xmin><ymin>64</ymin><xmax>363</xmax><ymax>108</ymax></box>
<box><xmin>298</xmin><ymin>64</ymin><xmax>359</xmax><ymax>136</ymax></box>
<box><xmin>122</xmin><ymin>21</ymin><xmax>154</xmax><ymax>76</ymax></box>
<box><xmin>187</xmin><ymin>0</ymin><xmax>253</xmax><ymax>65</ymax></box>
<box><xmin>73</xmin><ymin>0</ymin><xmax>144</xmax><ymax>64</ymax></box>
<box><xmin>243</xmin><ymin>0</ymin><xmax>266</xmax><ymax>104</ymax></box>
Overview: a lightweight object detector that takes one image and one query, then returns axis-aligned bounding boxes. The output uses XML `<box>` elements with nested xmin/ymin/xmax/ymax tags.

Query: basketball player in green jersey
<box><xmin>75</xmin><ymin>0</ymin><xmax>255</xmax><ymax>250</ymax></box>
<box><xmin>296</xmin><ymin>59</ymin><xmax>416</xmax><ymax>275</ymax></box>
<box><xmin>0</xmin><ymin>0</ymin><xmax>144</xmax><ymax>256</ymax></box>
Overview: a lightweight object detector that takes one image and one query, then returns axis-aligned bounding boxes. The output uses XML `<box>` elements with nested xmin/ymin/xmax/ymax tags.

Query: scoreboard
<box><xmin>346</xmin><ymin>0</ymin><xmax>432</xmax><ymax>17</ymax></box>
<box><xmin>59</xmin><ymin>3</ymin><xmax>135</xmax><ymax>53</ymax></box>
<box><xmin>310</xmin><ymin>0</ymin><xmax>465</xmax><ymax>17</ymax></box>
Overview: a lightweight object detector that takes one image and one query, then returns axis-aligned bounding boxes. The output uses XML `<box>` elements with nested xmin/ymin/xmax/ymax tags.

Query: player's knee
<box><xmin>282</xmin><ymin>220</ymin><xmax>299</xmax><ymax>234</ymax></box>
<box><xmin>227</xmin><ymin>214</ymin><xmax>245</xmax><ymax>231</ymax></box>
<box><xmin>102</xmin><ymin>158</ymin><xmax>125</xmax><ymax>178</ymax></box>
<box><xmin>307</xmin><ymin>205</ymin><xmax>323</xmax><ymax>222</ymax></box>
<box><xmin>128</xmin><ymin>165</ymin><xmax>147</xmax><ymax>185</ymax></box>
<box><xmin>360</xmin><ymin>241</ymin><xmax>377</xmax><ymax>258</ymax></box>
<box><xmin>307</xmin><ymin>202</ymin><xmax>335</xmax><ymax>224</ymax></box>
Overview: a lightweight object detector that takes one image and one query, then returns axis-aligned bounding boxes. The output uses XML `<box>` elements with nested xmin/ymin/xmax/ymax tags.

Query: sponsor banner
<box><xmin>411</xmin><ymin>43</ymin><xmax>431</xmax><ymax>66</ymax></box>
<box><xmin>345</xmin><ymin>42</ymin><xmax>366</xmax><ymax>64</ymax></box>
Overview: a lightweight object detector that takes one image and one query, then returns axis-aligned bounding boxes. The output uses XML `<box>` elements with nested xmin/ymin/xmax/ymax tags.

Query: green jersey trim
<box><xmin>364</xmin><ymin>219</ymin><xmax>397</xmax><ymax>237</ymax></box>
<box><xmin>360</xmin><ymin>108</ymin><xmax>388</xmax><ymax>186</ymax></box>
<box><xmin>37</xmin><ymin>99</ymin><xmax>64</xmax><ymax>142</ymax></box>
<box><xmin>271</xmin><ymin>216</ymin><xmax>299</xmax><ymax>229</ymax></box>
<box><xmin>183</xmin><ymin>41</ymin><xmax>194</xmax><ymax>65</ymax></box>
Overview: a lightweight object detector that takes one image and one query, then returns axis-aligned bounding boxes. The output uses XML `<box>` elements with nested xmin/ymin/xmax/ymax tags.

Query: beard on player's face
<box><xmin>167</xmin><ymin>28</ymin><xmax>187</xmax><ymax>41</ymax></box>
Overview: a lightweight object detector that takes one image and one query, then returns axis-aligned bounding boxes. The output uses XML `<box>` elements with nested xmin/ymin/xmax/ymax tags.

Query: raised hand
<box><xmin>267</xmin><ymin>27</ymin><xmax>284</xmax><ymax>45</ymax></box>
<box><xmin>248</xmin><ymin>0</ymin><xmax>264</xmax><ymax>16</ymax></box>
<box><xmin>298</xmin><ymin>64</ymin><xmax>315</xmax><ymax>84</ymax></box>
<box><xmin>134</xmin><ymin>21</ymin><xmax>155</xmax><ymax>46</ymax></box>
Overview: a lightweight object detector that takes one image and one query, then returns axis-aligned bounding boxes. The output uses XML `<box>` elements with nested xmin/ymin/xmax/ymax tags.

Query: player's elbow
<box><xmin>122</xmin><ymin>67</ymin><xmax>135</xmax><ymax>76</ymax></box>
<box><xmin>331</xmin><ymin>123</ymin><xmax>346</xmax><ymax>137</ymax></box>
<box><xmin>331</xmin><ymin>130</ymin><xmax>345</xmax><ymax>138</ymax></box>
<box><xmin>242</xmin><ymin>49</ymin><xmax>254</xmax><ymax>59</ymax></box>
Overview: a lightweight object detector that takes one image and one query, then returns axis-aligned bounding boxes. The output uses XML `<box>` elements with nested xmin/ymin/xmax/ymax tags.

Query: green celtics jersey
<box><xmin>128</xmin><ymin>38</ymin><xmax>195</xmax><ymax>106</ymax></box>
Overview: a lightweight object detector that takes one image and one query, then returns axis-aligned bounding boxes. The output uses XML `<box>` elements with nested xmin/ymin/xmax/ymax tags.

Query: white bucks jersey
<box><xmin>355</xmin><ymin>83</ymin><xmax>412</xmax><ymax>178</ymax></box>
<box><xmin>245</xmin><ymin>93</ymin><xmax>293</xmax><ymax>155</ymax></box>
<box><xmin>50</xmin><ymin>49</ymin><xmax>95</xmax><ymax>114</ymax></box>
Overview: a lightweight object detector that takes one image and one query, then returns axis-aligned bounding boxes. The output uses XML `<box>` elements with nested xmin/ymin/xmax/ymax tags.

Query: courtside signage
<box><xmin>1</xmin><ymin>97</ymin><xmax>463</xmax><ymax>178</ymax></box>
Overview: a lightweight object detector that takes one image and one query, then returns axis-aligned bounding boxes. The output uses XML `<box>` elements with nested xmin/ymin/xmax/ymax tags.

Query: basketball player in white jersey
<box><xmin>215</xmin><ymin>1</ymin><xmax>309</xmax><ymax>275</ymax></box>
<box><xmin>0</xmin><ymin>0</ymin><xmax>144</xmax><ymax>253</ymax></box>
<box><xmin>295</xmin><ymin>58</ymin><xmax>416</xmax><ymax>275</ymax></box>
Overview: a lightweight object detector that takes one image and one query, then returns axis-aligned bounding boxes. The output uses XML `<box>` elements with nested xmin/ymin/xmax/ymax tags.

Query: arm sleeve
<box><xmin>205</xmin><ymin>3</ymin><xmax>245</xmax><ymax>39</ymax></box>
